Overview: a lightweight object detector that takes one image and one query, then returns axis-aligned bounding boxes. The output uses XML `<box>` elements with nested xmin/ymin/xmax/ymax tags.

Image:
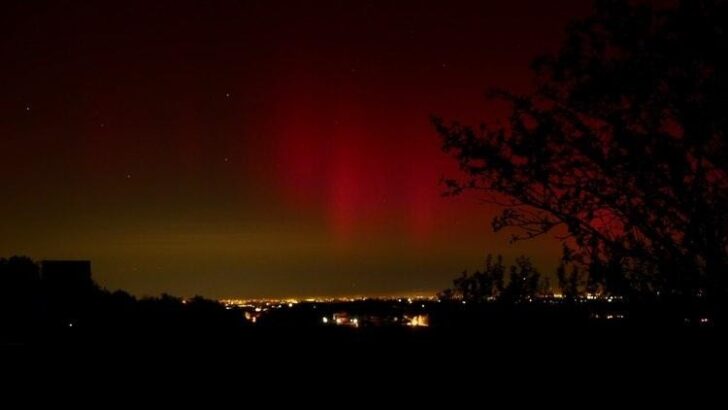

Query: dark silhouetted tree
<box><xmin>556</xmin><ymin>263</ymin><xmax>584</xmax><ymax>300</ymax></box>
<box><xmin>539</xmin><ymin>276</ymin><xmax>553</xmax><ymax>298</ymax></box>
<box><xmin>502</xmin><ymin>256</ymin><xmax>542</xmax><ymax>302</ymax></box>
<box><xmin>446</xmin><ymin>254</ymin><xmax>543</xmax><ymax>302</ymax></box>
<box><xmin>450</xmin><ymin>254</ymin><xmax>506</xmax><ymax>302</ymax></box>
<box><xmin>0</xmin><ymin>257</ymin><xmax>42</xmax><ymax>334</ymax></box>
<box><xmin>0</xmin><ymin>256</ymin><xmax>40</xmax><ymax>302</ymax></box>
<box><xmin>434</xmin><ymin>0</ymin><xmax>728</xmax><ymax>318</ymax></box>
<box><xmin>1</xmin><ymin>256</ymin><xmax>249</xmax><ymax>343</ymax></box>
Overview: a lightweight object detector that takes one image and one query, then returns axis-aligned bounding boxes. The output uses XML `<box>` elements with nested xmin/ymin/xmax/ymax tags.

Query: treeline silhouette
<box><xmin>440</xmin><ymin>255</ymin><xmax>544</xmax><ymax>303</ymax></box>
<box><xmin>0</xmin><ymin>256</ymin><xmax>248</xmax><ymax>344</ymax></box>
<box><xmin>441</xmin><ymin>254</ymin><xmax>631</xmax><ymax>302</ymax></box>
<box><xmin>440</xmin><ymin>254</ymin><xmax>712</xmax><ymax>328</ymax></box>
<box><xmin>2</xmin><ymin>255</ymin><xmax>718</xmax><ymax>348</ymax></box>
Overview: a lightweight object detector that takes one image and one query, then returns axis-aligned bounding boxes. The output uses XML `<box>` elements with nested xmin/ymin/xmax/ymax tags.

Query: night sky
<box><xmin>1</xmin><ymin>0</ymin><xmax>589</xmax><ymax>298</ymax></box>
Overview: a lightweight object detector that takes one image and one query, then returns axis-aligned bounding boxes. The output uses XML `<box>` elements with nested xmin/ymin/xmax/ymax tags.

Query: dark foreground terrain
<box><xmin>2</xmin><ymin>256</ymin><xmax>725</xmax><ymax>373</ymax></box>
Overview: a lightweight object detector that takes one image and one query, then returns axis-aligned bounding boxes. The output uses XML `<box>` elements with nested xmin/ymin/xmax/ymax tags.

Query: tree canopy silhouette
<box><xmin>442</xmin><ymin>254</ymin><xmax>544</xmax><ymax>303</ymax></box>
<box><xmin>434</xmin><ymin>0</ymin><xmax>728</xmax><ymax>315</ymax></box>
<box><xmin>0</xmin><ymin>256</ymin><xmax>248</xmax><ymax>343</ymax></box>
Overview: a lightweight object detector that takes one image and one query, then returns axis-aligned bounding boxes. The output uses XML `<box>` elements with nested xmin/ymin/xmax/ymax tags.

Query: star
<box><xmin>225</xmin><ymin>92</ymin><xmax>231</xmax><ymax>98</ymax></box>
<box><xmin>25</xmin><ymin>105</ymin><xmax>31</xmax><ymax>111</ymax></box>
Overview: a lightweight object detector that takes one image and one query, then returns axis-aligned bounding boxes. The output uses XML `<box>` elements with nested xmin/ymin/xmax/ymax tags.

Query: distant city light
<box><xmin>405</xmin><ymin>315</ymin><xmax>429</xmax><ymax>327</ymax></box>
<box><xmin>216</xmin><ymin>294</ymin><xmax>635</xmax><ymax>331</ymax></box>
